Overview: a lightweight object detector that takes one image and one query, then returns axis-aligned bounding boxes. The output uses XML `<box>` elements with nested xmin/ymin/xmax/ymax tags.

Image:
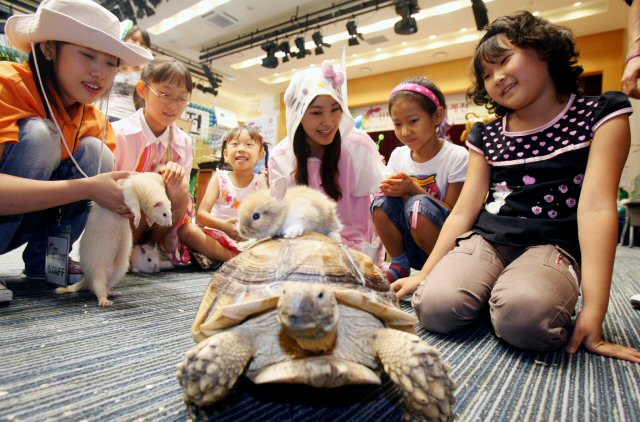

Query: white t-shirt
<box><xmin>386</xmin><ymin>141</ymin><xmax>469</xmax><ymax>200</ymax></box>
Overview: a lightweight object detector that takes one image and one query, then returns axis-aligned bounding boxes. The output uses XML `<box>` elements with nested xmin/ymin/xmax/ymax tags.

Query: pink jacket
<box><xmin>113</xmin><ymin>109</ymin><xmax>193</xmax><ymax>174</ymax></box>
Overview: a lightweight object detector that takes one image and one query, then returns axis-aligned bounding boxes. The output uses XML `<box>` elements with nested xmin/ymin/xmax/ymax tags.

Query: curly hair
<box><xmin>467</xmin><ymin>10</ymin><xmax>583</xmax><ymax>116</ymax></box>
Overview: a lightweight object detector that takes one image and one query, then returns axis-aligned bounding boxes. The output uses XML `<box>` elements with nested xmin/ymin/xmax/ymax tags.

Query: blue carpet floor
<box><xmin>0</xmin><ymin>246</ymin><xmax>639</xmax><ymax>421</ymax></box>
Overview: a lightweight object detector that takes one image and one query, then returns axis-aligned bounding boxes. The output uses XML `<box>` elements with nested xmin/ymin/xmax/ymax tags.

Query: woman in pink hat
<box><xmin>0</xmin><ymin>0</ymin><xmax>153</xmax><ymax>301</ymax></box>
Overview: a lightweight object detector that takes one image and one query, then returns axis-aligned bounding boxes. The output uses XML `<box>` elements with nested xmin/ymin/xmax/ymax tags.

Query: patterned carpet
<box><xmin>0</xmin><ymin>246</ymin><xmax>639</xmax><ymax>421</ymax></box>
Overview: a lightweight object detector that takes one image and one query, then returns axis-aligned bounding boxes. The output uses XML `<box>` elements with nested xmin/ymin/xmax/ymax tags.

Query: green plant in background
<box><xmin>0</xmin><ymin>36</ymin><xmax>28</xmax><ymax>63</ymax></box>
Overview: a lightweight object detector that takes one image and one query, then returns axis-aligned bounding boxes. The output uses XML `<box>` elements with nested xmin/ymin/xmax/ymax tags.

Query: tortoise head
<box><xmin>277</xmin><ymin>281</ymin><xmax>338</xmax><ymax>352</ymax></box>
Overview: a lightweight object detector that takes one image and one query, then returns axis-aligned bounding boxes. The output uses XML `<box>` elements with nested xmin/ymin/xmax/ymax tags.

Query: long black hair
<box><xmin>293</xmin><ymin>121</ymin><xmax>342</xmax><ymax>201</ymax></box>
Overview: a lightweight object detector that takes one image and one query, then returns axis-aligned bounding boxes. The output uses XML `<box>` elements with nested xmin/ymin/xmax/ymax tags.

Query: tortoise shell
<box><xmin>192</xmin><ymin>232</ymin><xmax>417</xmax><ymax>342</ymax></box>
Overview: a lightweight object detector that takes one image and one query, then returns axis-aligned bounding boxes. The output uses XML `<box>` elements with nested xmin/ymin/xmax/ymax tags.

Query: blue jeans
<box><xmin>371</xmin><ymin>194</ymin><xmax>450</xmax><ymax>269</ymax></box>
<box><xmin>0</xmin><ymin>117</ymin><xmax>114</xmax><ymax>274</ymax></box>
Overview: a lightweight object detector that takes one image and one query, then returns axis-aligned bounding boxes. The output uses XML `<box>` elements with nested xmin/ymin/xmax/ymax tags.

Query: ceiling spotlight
<box><xmin>132</xmin><ymin>0</ymin><xmax>156</xmax><ymax>19</ymax></box>
<box><xmin>312</xmin><ymin>31</ymin><xmax>330</xmax><ymax>55</ymax></box>
<box><xmin>346</xmin><ymin>21</ymin><xmax>364</xmax><ymax>46</ymax></box>
<box><xmin>261</xmin><ymin>42</ymin><xmax>279</xmax><ymax>69</ymax></box>
<box><xmin>279</xmin><ymin>41</ymin><xmax>292</xmax><ymax>63</ymax></box>
<box><xmin>471</xmin><ymin>0</ymin><xmax>489</xmax><ymax>31</ymax></box>
<box><xmin>107</xmin><ymin>1</ymin><xmax>137</xmax><ymax>23</ymax></box>
<box><xmin>294</xmin><ymin>37</ymin><xmax>311</xmax><ymax>59</ymax></box>
<box><xmin>202</xmin><ymin>64</ymin><xmax>222</xmax><ymax>95</ymax></box>
<box><xmin>394</xmin><ymin>0</ymin><xmax>419</xmax><ymax>35</ymax></box>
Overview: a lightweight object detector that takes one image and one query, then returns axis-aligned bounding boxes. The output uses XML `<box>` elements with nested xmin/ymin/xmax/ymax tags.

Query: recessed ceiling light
<box><xmin>460</xmin><ymin>27</ymin><xmax>467</xmax><ymax>32</ymax></box>
<box><xmin>376</xmin><ymin>47</ymin><xmax>382</xmax><ymax>52</ymax></box>
<box><xmin>352</xmin><ymin>53</ymin><xmax>358</xmax><ymax>57</ymax></box>
<box><xmin>274</xmin><ymin>73</ymin><xmax>279</xmax><ymax>76</ymax></box>
<box><xmin>429</xmin><ymin>35</ymin><xmax>437</xmax><ymax>40</ymax></box>
<box><xmin>433</xmin><ymin>51</ymin><xmax>448</xmax><ymax>60</ymax></box>
<box><xmin>401</xmin><ymin>41</ymin><xmax>408</xmax><ymax>46</ymax></box>
<box><xmin>360</xmin><ymin>66</ymin><xmax>372</xmax><ymax>73</ymax></box>
<box><xmin>532</xmin><ymin>11</ymin><xmax>540</xmax><ymax>16</ymax></box>
<box><xmin>573</xmin><ymin>2</ymin><xmax>582</xmax><ymax>6</ymax></box>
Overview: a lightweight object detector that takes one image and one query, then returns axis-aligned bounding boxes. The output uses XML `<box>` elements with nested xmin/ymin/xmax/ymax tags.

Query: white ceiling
<box><xmin>135</xmin><ymin>0</ymin><xmax>629</xmax><ymax>120</ymax></box>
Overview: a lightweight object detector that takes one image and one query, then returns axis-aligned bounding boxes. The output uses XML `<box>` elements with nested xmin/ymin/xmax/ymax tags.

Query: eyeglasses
<box><xmin>145</xmin><ymin>84</ymin><xmax>190</xmax><ymax>106</ymax></box>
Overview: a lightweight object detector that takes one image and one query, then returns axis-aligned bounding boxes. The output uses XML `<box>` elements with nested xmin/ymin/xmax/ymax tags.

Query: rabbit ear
<box><xmin>270</xmin><ymin>176</ymin><xmax>288</xmax><ymax>201</ymax></box>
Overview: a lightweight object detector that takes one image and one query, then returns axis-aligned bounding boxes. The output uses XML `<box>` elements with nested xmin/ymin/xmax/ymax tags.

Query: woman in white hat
<box><xmin>269</xmin><ymin>60</ymin><xmax>386</xmax><ymax>260</ymax></box>
<box><xmin>0</xmin><ymin>0</ymin><xmax>153</xmax><ymax>296</ymax></box>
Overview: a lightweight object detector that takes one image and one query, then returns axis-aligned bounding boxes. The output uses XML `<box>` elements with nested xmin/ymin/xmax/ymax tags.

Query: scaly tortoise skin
<box><xmin>177</xmin><ymin>232</ymin><xmax>455</xmax><ymax>421</ymax></box>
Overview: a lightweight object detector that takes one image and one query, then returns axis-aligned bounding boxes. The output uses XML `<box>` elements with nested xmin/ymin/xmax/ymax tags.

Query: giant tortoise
<box><xmin>176</xmin><ymin>232</ymin><xmax>455</xmax><ymax>421</ymax></box>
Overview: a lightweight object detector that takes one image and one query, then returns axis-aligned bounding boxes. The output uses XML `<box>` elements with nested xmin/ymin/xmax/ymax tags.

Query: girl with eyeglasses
<box><xmin>113</xmin><ymin>57</ymin><xmax>194</xmax><ymax>265</ymax></box>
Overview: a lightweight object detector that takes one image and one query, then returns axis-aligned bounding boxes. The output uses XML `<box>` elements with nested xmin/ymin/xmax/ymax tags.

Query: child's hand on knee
<box><xmin>391</xmin><ymin>274</ymin><xmax>424</xmax><ymax>300</ymax></box>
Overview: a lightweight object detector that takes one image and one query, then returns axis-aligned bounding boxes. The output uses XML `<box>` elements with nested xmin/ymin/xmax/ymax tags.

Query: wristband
<box><xmin>626</xmin><ymin>51</ymin><xmax>640</xmax><ymax>64</ymax></box>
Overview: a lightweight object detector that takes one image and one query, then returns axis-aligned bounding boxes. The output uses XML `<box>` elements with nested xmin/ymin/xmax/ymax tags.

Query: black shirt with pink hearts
<box><xmin>467</xmin><ymin>91</ymin><xmax>633</xmax><ymax>261</ymax></box>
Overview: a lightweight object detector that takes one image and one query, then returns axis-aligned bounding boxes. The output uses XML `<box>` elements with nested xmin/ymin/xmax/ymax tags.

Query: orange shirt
<box><xmin>0</xmin><ymin>61</ymin><xmax>115</xmax><ymax>161</ymax></box>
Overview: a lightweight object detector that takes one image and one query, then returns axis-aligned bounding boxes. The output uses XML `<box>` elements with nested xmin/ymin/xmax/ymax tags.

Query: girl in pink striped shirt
<box><xmin>113</xmin><ymin>57</ymin><xmax>193</xmax><ymax>261</ymax></box>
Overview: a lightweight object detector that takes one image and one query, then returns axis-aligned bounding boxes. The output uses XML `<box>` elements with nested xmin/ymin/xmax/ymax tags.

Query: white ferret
<box><xmin>55</xmin><ymin>172</ymin><xmax>172</xmax><ymax>306</ymax></box>
<box><xmin>237</xmin><ymin>185</ymin><xmax>343</xmax><ymax>241</ymax></box>
<box><xmin>130</xmin><ymin>243</ymin><xmax>174</xmax><ymax>273</ymax></box>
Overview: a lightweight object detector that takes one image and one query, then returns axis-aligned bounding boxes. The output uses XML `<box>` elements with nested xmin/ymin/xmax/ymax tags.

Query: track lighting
<box><xmin>261</xmin><ymin>42</ymin><xmax>279</xmax><ymax>69</ymax></box>
<box><xmin>132</xmin><ymin>0</ymin><xmax>155</xmax><ymax>19</ymax></box>
<box><xmin>394</xmin><ymin>0</ymin><xmax>419</xmax><ymax>35</ymax></box>
<box><xmin>104</xmin><ymin>0</ymin><xmax>163</xmax><ymax>24</ymax></box>
<box><xmin>202</xmin><ymin>64</ymin><xmax>222</xmax><ymax>96</ymax></box>
<box><xmin>471</xmin><ymin>0</ymin><xmax>489</xmax><ymax>31</ymax></box>
<box><xmin>312</xmin><ymin>31</ymin><xmax>330</xmax><ymax>55</ymax></box>
<box><xmin>279</xmin><ymin>41</ymin><xmax>292</xmax><ymax>63</ymax></box>
<box><xmin>346</xmin><ymin>21</ymin><xmax>364</xmax><ymax>46</ymax></box>
<box><xmin>294</xmin><ymin>37</ymin><xmax>311</xmax><ymax>59</ymax></box>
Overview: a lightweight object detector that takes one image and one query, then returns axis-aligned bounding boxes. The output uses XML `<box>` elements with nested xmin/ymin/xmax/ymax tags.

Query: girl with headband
<box><xmin>269</xmin><ymin>60</ymin><xmax>386</xmax><ymax>259</ymax></box>
<box><xmin>371</xmin><ymin>77</ymin><xmax>469</xmax><ymax>282</ymax></box>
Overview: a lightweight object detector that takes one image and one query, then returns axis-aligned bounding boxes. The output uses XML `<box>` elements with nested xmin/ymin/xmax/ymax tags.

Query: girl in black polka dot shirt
<box><xmin>393</xmin><ymin>11</ymin><xmax>639</xmax><ymax>362</ymax></box>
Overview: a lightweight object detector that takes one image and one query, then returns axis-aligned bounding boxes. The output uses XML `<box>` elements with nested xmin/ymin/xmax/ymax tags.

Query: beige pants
<box><xmin>412</xmin><ymin>232</ymin><xmax>581</xmax><ymax>352</ymax></box>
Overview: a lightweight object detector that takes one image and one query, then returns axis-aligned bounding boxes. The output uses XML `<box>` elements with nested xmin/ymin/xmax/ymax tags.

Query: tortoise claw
<box><xmin>177</xmin><ymin>331</ymin><xmax>253</xmax><ymax>407</ymax></box>
<box><xmin>373</xmin><ymin>328</ymin><xmax>455</xmax><ymax>422</ymax></box>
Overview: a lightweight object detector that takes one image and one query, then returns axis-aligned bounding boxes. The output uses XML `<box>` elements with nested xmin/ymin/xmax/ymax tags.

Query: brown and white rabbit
<box><xmin>237</xmin><ymin>185</ymin><xmax>343</xmax><ymax>241</ymax></box>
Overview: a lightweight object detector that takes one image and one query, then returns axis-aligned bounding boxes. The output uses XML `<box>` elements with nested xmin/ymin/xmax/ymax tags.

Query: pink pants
<box><xmin>412</xmin><ymin>232</ymin><xmax>581</xmax><ymax>352</ymax></box>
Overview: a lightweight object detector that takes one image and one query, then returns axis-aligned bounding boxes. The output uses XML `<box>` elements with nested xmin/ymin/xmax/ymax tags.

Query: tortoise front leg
<box><xmin>176</xmin><ymin>331</ymin><xmax>253</xmax><ymax>407</ymax></box>
<box><xmin>372</xmin><ymin>328</ymin><xmax>455</xmax><ymax>421</ymax></box>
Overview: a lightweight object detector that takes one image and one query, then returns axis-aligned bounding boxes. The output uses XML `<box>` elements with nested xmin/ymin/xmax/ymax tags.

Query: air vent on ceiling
<box><xmin>365</xmin><ymin>35</ymin><xmax>388</xmax><ymax>46</ymax></box>
<box><xmin>203</xmin><ymin>11</ymin><xmax>239</xmax><ymax>30</ymax></box>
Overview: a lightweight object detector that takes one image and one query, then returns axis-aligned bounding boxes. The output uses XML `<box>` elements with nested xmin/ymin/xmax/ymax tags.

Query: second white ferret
<box><xmin>55</xmin><ymin>172</ymin><xmax>172</xmax><ymax>306</ymax></box>
<box><xmin>130</xmin><ymin>243</ymin><xmax>174</xmax><ymax>273</ymax></box>
<box><xmin>237</xmin><ymin>185</ymin><xmax>343</xmax><ymax>241</ymax></box>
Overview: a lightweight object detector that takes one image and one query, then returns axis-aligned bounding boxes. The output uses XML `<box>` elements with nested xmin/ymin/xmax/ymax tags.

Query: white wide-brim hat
<box><xmin>6</xmin><ymin>0</ymin><xmax>153</xmax><ymax>67</ymax></box>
